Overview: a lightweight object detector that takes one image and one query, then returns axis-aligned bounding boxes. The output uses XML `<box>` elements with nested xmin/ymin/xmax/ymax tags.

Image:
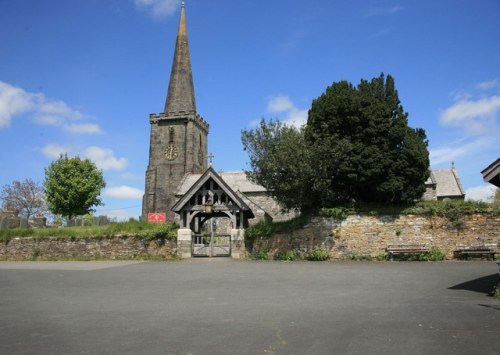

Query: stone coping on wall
<box><xmin>1</xmin><ymin>236</ymin><xmax>177</xmax><ymax>261</ymax></box>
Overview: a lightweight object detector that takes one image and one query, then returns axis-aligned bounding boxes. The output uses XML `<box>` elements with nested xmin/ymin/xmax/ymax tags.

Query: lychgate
<box><xmin>172</xmin><ymin>167</ymin><xmax>254</xmax><ymax>258</ymax></box>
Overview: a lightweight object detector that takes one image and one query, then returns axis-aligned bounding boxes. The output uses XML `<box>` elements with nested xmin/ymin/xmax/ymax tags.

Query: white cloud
<box><xmin>365</xmin><ymin>6</ymin><xmax>403</xmax><ymax>17</ymax></box>
<box><xmin>41</xmin><ymin>143</ymin><xmax>73</xmax><ymax>159</ymax></box>
<box><xmin>465</xmin><ymin>185</ymin><xmax>497</xmax><ymax>202</ymax></box>
<box><xmin>84</xmin><ymin>146</ymin><xmax>128</xmax><ymax>171</ymax></box>
<box><xmin>440</xmin><ymin>95</ymin><xmax>500</xmax><ymax>135</ymax></box>
<box><xmin>429</xmin><ymin>137</ymin><xmax>494</xmax><ymax>166</ymax></box>
<box><xmin>134</xmin><ymin>0</ymin><xmax>179</xmax><ymax>18</ymax></box>
<box><xmin>104</xmin><ymin>186</ymin><xmax>144</xmax><ymax>200</ymax></box>
<box><xmin>0</xmin><ymin>81</ymin><xmax>37</xmax><ymax>128</ymax></box>
<box><xmin>267</xmin><ymin>96</ymin><xmax>295</xmax><ymax>113</ymax></box>
<box><xmin>476</xmin><ymin>79</ymin><xmax>500</xmax><ymax>91</ymax></box>
<box><xmin>101</xmin><ymin>209</ymin><xmax>141</xmax><ymax>221</ymax></box>
<box><xmin>64</xmin><ymin>123</ymin><xmax>103</xmax><ymax>134</ymax></box>
<box><xmin>265</xmin><ymin>95</ymin><xmax>308</xmax><ymax>128</ymax></box>
<box><xmin>0</xmin><ymin>80</ymin><xmax>101</xmax><ymax>134</ymax></box>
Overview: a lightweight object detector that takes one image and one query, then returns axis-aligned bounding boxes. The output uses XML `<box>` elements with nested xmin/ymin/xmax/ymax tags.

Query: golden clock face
<box><xmin>164</xmin><ymin>144</ymin><xmax>179</xmax><ymax>161</ymax></box>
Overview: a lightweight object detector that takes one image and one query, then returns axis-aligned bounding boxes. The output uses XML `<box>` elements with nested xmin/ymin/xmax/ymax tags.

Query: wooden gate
<box><xmin>192</xmin><ymin>234</ymin><xmax>231</xmax><ymax>257</ymax></box>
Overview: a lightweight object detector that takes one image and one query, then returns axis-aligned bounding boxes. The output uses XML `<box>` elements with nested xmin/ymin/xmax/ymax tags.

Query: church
<box><xmin>142</xmin><ymin>2</ymin><xmax>292</xmax><ymax>257</ymax></box>
<box><xmin>142</xmin><ymin>2</ymin><xmax>465</xmax><ymax>258</ymax></box>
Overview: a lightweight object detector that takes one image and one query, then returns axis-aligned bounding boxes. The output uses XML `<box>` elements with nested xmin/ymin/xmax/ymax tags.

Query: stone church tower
<box><xmin>142</xmin><ymin>2</ymin><xmax>208</xmax><ymax>222</ymax></box>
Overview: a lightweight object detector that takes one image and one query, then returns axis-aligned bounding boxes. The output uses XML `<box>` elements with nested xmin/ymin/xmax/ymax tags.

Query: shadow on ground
<box><xmin>449</xmin><ymin>273</ymin><xmax>499</xmax><ymax>297</ymax></box>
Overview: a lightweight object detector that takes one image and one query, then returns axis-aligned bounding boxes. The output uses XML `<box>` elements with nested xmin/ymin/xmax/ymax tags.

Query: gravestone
<box><xmin>0</xmin><ymin>217</ymin><xmax>8</xmax><ymax>229</ymax></box>
<box><xmin>19</xmin><ymin>218</ymin><xmax>29</xmax><ymax>229</ymax></box>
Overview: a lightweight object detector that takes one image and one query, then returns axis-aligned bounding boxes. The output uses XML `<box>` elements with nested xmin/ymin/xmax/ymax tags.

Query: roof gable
<box><xmin>172</xmin><ymin>167</ymin><xmax>252</xmax><ymax>213</ymax></box>
<box><xmin>433</xmin><ymin>169</ymin><xmax>465</xmax><ymax>198</ymax></box>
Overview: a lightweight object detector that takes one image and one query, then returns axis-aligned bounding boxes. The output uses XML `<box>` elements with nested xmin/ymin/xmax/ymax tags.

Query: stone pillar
<box><xmin>177</xmin><ymin>228</ymin><xmax>193</xmax><ymax>258</ymax></box>
<box><xmin>231</xmin><ymin>229</ymin><xmax>246</xmax><ymax>259</ymax></box>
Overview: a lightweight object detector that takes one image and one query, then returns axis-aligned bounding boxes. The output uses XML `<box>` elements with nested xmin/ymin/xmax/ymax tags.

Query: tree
<box><xmin>305</xmin><ymin>74</ymin><xmax>429</xmax><ymax>205</ymax></box>
<box><xmin>44</xmin><ymin>154</ymin><xmax>106</xmax><ymax>221</ymax></box>
<box><xmin>242</xmin><ymin>119</ymin><xmax>316</xmax><ymax>211</ymax></box>
<box><xmin>0</xmin><ymin>179</ymin><xmax>47</xmax><ymax>220</ymax></box>
<box><xmin>241</xmin><ymin>74</ymin><xmax>430</xmax><ymax>211</ymax></box>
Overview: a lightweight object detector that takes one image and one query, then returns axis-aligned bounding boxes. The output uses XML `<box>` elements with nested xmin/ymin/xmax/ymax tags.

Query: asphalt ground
<box><xmin>0</xmin><ymin>260</ymin><xmax>499</xmax><ymax>355</ymax></box>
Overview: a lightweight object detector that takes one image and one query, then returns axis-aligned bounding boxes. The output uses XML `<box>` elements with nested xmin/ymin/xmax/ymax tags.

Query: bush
<box><xmin>273</xmin><ymin>250</ymin><xmax>301</xmax><ymax>261</ymax></box>
<box><xmin>319</xmin><ymin>207</ymin><xmax>350</xmax><ymax>221</ymax></box>
<box><xmin>246</xmin><ymin>214</ymin><xmax>310</xmax><ymax>239</ymax></box>
<box><xmin>253</xmin><ymin>249</ymin><xmax>269</xmax><ymax>260</ymax></box>
<box><xmin>426</xmin><ymin>246</ymin><xmax>446</xmax><ymax>261</ymax></box>
<box><xmin>306</xmin><ymin>247</ymin><xmax>330</xmax><ymax>261</ymax></box>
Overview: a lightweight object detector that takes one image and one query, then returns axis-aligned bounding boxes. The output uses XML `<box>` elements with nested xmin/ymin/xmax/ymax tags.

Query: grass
<box><xmin>0</xmin><ymin>221</ymin><xmax>178</xmax><ymax>241</ymax></box>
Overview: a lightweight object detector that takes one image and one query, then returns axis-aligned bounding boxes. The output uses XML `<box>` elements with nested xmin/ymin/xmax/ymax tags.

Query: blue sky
<box><xmin>1</xmin><ymin>0</ymin><xmax>499</xmax><ymax>220</ymax></box>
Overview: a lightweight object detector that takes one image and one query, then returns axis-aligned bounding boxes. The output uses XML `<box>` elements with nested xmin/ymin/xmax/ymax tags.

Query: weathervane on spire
<box><xmin>181</xmin><ymin>0</ymin><xmax>185</xmax><ymax>8</ymax></box>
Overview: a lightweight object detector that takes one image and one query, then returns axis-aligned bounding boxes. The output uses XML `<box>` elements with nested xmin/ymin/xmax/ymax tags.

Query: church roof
<box><xmin>172</xmin><ymin>167</ymin><xmax>252</xmax><ymax>214</ymax></box>
<box><xmin>175</xmin><ymin>171</ymin><xmax>267</xmax><ymax>196</ymax></box>
<box><xmin>431</xmin><ymin>168</ymin><xmax>465</xmax><ymax>198</ymax></box>
<box><xmin>164</xmin><ymin>1</ymin><xmax>197</xmax><ymax>116</ymax></box>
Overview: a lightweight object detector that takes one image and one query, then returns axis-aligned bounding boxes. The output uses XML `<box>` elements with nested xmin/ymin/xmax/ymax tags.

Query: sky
<box><xmin>1</xmin><ymin>0</ymin><xmax>499</xmax><ymax>220</ymax></box>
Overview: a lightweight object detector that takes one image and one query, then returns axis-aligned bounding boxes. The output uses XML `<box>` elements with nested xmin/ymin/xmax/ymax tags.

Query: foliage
<box><xmin>242</xmin><ymin>119</ymin><xmax>316</xmax><ymax>211</ymax></box>
<box><xmin>44</xmin><ymin>154</ymin><xmax>106</xmax><ymax>220</ymax></box>
<box><xmin>305</xmin><ymin>247</ymin><xmax>330</xmax><ymax>261</ymax></box>
<box><xmin>305</xmin><ymin>74</ymin><xmax>429</xmax><ymax>205</ymax></box>
<box><xmin>390</xmin><ymin>247</ymin><xmax>446</xmax><ymax>261</ymax></box>
<box><xmin>273</xmin><ymin>250</ymin><xmax>302</xmax><ymax>261</ymax></box>
<box><xmin>0</xmin><ymin>220</ymin><xmax>178</xmax><ymax>241</ymax></box>
<box><xmin>0</xmin><ymin>179</ymin><xmax>47</xmax><ymax>220</ymax></box>
<box><xmin>141</xmin><ymin>223</ymin><xmax>177</xmax><ymax>246</ymax></box>
<box><xmin>253</xmin><ymin>249</ymin><xmax>269</xmax><ymax>260</ymax></box>
<box><xmin>495</xmin><ymin>285</ymin><xmax>500</xmax><ymax>300</ymax></box>
<box><xmin>242</xmin><ymin>74</ymin><xmax>429</xmax><ymax>210</ymax></box>
<box><xmin>245</xmin><ymin>214</ymin><xmax>310</xmax><ymax>239</ymax></box>
<box><xmin>402</xmin><ymin>200</ymin><xmax>500</xmax><ymax>229</ymax></box>
<box><xmin>319</xmin><ymin>207</ymin><xmax>351</xmax><ymax>220</ymax></box>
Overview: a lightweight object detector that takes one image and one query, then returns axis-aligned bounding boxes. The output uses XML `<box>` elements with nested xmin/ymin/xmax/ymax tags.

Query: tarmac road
<box><xmin>1</xmin><ymin>259</ymin><xmax>499</xmax><ymax>355</ymax></box>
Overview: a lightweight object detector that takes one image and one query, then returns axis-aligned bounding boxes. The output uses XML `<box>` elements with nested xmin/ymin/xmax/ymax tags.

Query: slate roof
<box><xmin>175</xmin><ymin>171</ymin><xmax>267</xmax><ymax>196</ymax></box>
<box><xmin>177</xmin><ymin>168</ymin><xmax>466</xmax><ymax>200</ymax></box>
<box><xmin>430</xmin><ymin>168</ymin><xmax>465</xmax><ymax>198</ymax></box>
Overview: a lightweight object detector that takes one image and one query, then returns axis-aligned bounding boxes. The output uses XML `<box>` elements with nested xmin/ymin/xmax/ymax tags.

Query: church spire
<box><xmin>164</xmin><ymin>1</ymin><xmax>196</xmax><ymax>115</ymax></box>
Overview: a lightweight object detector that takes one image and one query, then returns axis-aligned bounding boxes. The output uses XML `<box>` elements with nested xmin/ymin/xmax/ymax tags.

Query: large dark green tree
<box><xmin>242</xmin><ymin>74</ymin><xmax>430</xmax><ymax>211</ymax></box>
<box><xmin>44</xmin><ymin>155</ymin><xmax>106</xmax><ymax>221</ymax></box>
<box><xmin>305</xmin><ymin>74</ymin><xmax>429</xmax><ymax>205</ymax></box>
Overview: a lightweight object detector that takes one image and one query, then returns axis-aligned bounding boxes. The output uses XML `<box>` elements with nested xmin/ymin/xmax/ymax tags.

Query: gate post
<box><xmin>231</xmin><ymin>229</ymin><xmax>246</xmax><ymax>259</ymax></box>
<box><xmin>177</xmin><ymin>228</ymin><xmax>193</xmax><ymax>258</ymax></box>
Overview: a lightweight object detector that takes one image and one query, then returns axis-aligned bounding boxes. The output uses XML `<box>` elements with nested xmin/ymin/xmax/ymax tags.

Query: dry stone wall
<box><xmin>1</xmin><ymin>236</ymin><xmax>176</xmax><ymax>260</ymax></box>
<box><xmin>251</xmin><ymin>214</ymin><xmax>500</xmax><ymax>259</ymax></box>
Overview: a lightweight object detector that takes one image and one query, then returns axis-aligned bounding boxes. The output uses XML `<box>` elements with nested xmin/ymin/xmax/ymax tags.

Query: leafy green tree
<box><xmin>43</xmin><ymin>155</ymin><xmax>106</xmax><ymax>221</ymax></box>
<box><xmin>305</xmin><ymin>74</ymin><xmax>429</xmax><ymax>204</ymax></box>
<box><xmin>242</xmin><ymin>74</ymin><xmax>430</xmax><ymax>210</ymax></box>
<box><xmin>242</xmin><ymin>119</ymin><xmax>316</xmax><ymax>211</ymax></box>
<box><xmin>0</xmin><ymin>179</ymin><xmax>47</xmax><ymax>220</ymax></box>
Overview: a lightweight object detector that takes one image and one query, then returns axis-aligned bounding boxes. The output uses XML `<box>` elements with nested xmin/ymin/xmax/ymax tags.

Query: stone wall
<box><xmin>0</xmin><ymin>236</ymin><xmax>176</xmax><ymax>260</ymax></box>
<box><xmin>251</xmin><ymin>214</ymin><xmax>500</xmax><ymax>260</ymax></box>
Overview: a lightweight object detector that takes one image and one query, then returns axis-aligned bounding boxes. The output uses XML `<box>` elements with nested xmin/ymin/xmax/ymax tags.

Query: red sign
<box><xmin>147</xmin><ymin>213</ymin><xmax>166</xmax><ymax>224</ymax></box>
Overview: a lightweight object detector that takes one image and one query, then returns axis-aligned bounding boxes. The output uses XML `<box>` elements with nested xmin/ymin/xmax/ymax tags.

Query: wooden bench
<box><xmin>386</xmin><ymin>245</ymin><xmax>430</xmax><ymax>260</ymax></box>
<box><xmin>453</xmin><ymin>246</ymin><xmax>497</xmax><ymax>260</ymax></box>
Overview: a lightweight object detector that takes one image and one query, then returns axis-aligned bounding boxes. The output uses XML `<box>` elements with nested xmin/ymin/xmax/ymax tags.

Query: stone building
<box><xmin>142</xmin><ymin>3</ymin><xmax>469</xmax><ymax>257</ymax></box>
<box><xmin>423</xmin><ymin>164</ymin><xmax>466</xmax><ymax>201</ymax></box>
<box><xmin>142</xmin><ymin>2</ymin><xmax>208</xmax><ymax>223</ymax></box>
